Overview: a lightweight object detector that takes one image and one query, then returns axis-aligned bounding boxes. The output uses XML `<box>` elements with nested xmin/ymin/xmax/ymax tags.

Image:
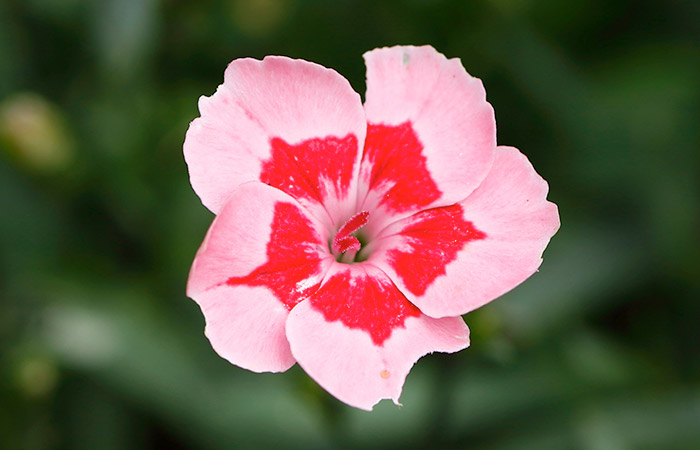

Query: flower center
<box><xmin>331</xmin><ymin>211</ymin><xmax>370</xmax><ymax>263</ymax></box>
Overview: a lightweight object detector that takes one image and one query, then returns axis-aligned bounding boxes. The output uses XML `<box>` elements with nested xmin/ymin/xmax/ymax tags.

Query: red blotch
<box><xmin>362</xmin><ymin>122</ymin><xmax>441</xmax><ymax>212</ymax></box>
<box><xmin>388</xmin><ymin>204</ymin><xmax>486</xmax><ymax>296</ymax></box>
<box><xmin>309</xmin><ymin>270</ymin><xmax>420</xmax><ymax>345</ymax></box>
<box><xmin>227</xmin><ymin>202</ymin><xmax>325</xmax><ymax>310</ymax></box>
<box><xmin>261</xmin><ymin>134</ymin><xmax>358</xmax><ymax>204</ymax></box>
<box><xmin>332</xmin><ymin>211</ymin><xmax>369</xmax><ymax>254</ymax></box>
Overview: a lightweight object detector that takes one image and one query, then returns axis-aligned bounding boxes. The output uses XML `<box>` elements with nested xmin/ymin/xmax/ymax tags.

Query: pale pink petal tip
<box><xmin>374</xmin><ymin>145</ymin><xmax>559</xmax><ymax>319</ymax></box>
<box><xmin>184</xmin><ymin>55</ymin><xmax>366</xmax><ymax>215</ymax></box>
<box><xmin>361</xmin><ymin>45</ymin><xmax>497</xmax><ymax>214</ymax></box>
<box><xmin>196</xmin><ymin>285</ymin><xmax>296</xmax><ymax>373</ymax></box>
<box><xmin>187</xmin><ymin>182</ymin><xmax>329</xmax><ymax>373</ymax></box>
<box><xmin>285</xmin><ymin>266</ymin><xmax>469</xmax><ymax>410</ymax></box>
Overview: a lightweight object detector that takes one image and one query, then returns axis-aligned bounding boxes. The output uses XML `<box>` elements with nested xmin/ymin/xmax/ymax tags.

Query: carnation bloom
<box><xmin>184</xmin><ymin>45</ymin><xmax>559</xmax><ymax>410</ymax></box>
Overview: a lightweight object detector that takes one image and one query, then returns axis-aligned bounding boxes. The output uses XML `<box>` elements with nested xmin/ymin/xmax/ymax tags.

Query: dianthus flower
<box><xmin>184</xmin><ymin>45</ymin><xmax>559</xmax><ymax>410</ymax></box>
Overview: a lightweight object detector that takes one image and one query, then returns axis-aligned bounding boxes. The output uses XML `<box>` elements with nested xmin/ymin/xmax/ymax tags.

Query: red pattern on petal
<box><xmin>227</xmin><ymin>202</ymin><xmax>325</xmax><ymax>310</ymax></box>
<box><xmin>362</xmin><ymin>122</ymin><xmax>441</xmax><ymax>213</ymax></box>
<box><xmin>309</xmin><ymin>269</ymin><xmax>420</xmax><ymax>345</ymax></box>
<box><xmin>261</xmin><ymin>134</ymin><xmax>358</xmax><ymax>205</ymax></box>
<box><xmin>388</xmin><ymin>204</ymin><xmax>486</xmax><ymax>296</ymax></box>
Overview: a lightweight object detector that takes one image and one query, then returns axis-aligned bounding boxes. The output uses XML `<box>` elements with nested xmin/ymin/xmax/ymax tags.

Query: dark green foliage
<box><xmin>1</xmin><ymin>0</ymin><xmax>698</xmax><ymax>449</ymax></box>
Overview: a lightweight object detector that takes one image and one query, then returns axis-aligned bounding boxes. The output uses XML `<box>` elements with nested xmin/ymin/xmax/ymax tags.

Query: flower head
<box><xmin>184</xmin><ymin>45</ymin><xmax>559</xmax><ymax>410</ymax></box>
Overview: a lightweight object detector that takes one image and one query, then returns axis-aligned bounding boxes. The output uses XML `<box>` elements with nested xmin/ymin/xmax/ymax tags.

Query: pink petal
<box><xmin>184</xmin><ymin>56</ymin><xmax>366</xmax><ymax>224</ymax></box>
<box><xmin>359</xmin><ymin>45</ymin><xmax>496</xmax><ymax>230</ymax></box>
<box><xmin>371</xmin><ymin>146</ymin><xmax>560</xmax><ymax>318</ymax></box>
<box><xmin>187</xmin><ymin>182</ymin><xmax>332</xmax><ymax>372</ymax></box>
<box><xmin>379</xmin><ymin>203</ymin><xmax>487</xmax><ymax>296</ymax></box>
<box><xmin>191</xmin><ymin>285</ymin><xmax>296</xmax><ymax>373</ymax></box>
<box><xmin>285</xmin><ymin>264</ymin><xmax>469</xmax><ymax>410</ymax></box>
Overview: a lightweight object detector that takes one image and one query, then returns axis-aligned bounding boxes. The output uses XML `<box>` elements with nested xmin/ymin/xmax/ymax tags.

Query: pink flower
<box><xmin>184</xmin><ymin>45</ymin><xmax>560</xmax><ymax>410</ymax></box>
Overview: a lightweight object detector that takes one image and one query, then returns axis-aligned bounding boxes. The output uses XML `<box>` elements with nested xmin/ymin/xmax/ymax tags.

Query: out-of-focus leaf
<box><xmin>444</xmin><ymin>326</ymin><xmax>661</xmax><ymax>437</ymax></box>
<box><xmin>0</xmin><ymin>2</ymin><xmax>22</xmax><ymax>96</ymax></box>
<box><xmin>40</xmin><ymin>282</ymin><xmax>331</xmax><ymax>450</ymax></box>
<box><xmin>341</xmin><ymin>363</ymin><xmax>437</xmax><ymax>447</ymax></box>
<box><xmin>59</xmin><ymin>380</ymin><xmax>144</xmax><ymax>450</ymax></box>
<box><xmin>90</xmin><ymin>0</ymin><xmax>159</xmax><ymax>80</ymax></box>
<box><xmin>490</xmin><ymin>222</ymin><xmax>648</xmax><ymax>341</ymax></box>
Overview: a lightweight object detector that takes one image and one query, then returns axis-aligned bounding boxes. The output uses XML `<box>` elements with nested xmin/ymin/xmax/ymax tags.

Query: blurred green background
<box><xmin>1</xmin><ymin>0</ymin><xmax>699</xmax><ymax>449</ymax></box>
